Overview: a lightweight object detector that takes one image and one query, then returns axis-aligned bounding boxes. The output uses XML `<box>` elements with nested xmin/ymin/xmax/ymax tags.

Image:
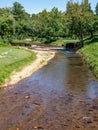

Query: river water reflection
<box><xmin>27</xmin><ymin>50</ymin><xmax>98</xmax><ymax>100</ymax></box>
<box><xmin>0</xmin><ymin>50</ymin><xmax>98</xmax><ymax>130</ymax></box>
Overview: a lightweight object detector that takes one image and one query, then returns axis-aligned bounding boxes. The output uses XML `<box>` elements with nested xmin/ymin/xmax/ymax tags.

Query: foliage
<box><xmin>0</xmin><ymin>1</ymin><xmax>97</xmax><ymax>44</ymax></box>
<box><xmin>11</xmin><ymin>2</ymin><xmax>31</xmax><ymax>39</ymax></box>
<box><xmin>95</xmin><ymin>3</ymin><xmax>98</xmax><ymax>15</ymax></box>
<box><xmin>80</xmin><ymin>36</ymin><xmax>98</xmax><ymax>78</ymax></box>
<box><xmin>31</xmin><ymin>8</ymin><xmax>67</xmax><ymax>43</ymax></box>
<box><xmin>0</xmin><ymin>8</ymin><xmax>15</xmax><ymax>39</ymax></box>
<box><xmin>9</xmin><ymin>39</ymin><xmax>32</xmax><ymax>45</ymax></box>
<box><xmin>50</xmin><ymin>38</ymin><xmax>79</xmax><ymax>46</ymax></box>
<box><xmin>65</xmin><ymin>0</ymin><xmax>95</xmax><ymax>45</ymax></box>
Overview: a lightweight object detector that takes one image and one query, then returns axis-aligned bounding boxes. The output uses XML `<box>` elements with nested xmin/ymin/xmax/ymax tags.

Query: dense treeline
<box><xmin>0</xmin><ymin>0</ymin><xmax>98</xmax><ymax>44</ymax></box>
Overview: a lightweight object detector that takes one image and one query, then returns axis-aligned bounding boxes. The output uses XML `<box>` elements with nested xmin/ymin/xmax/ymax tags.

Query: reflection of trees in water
<box><xmin>66</xmin><ymin>54</ymin><xmax>91</xmax><ymax>93</ymax></box>
<box><xmin>86</xmin><ymin>81</ymin><xmax>98</xmax><ymax>99</ymax></box>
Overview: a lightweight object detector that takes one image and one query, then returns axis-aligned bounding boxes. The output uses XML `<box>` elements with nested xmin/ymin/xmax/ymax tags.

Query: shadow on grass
<box><xmin>44</xmin><ymin>38</ymin><xmax>57</xmax><ymax>44</ymax></box>
<box><xmin>84</xmin><ymin>36</ymin><xmax>98</xmax><ymax>45</ymax></box>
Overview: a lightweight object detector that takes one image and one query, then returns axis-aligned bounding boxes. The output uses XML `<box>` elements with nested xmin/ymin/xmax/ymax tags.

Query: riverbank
<box><xmin>79</xmin><ymin>37</ymin><xmax>98</xmax><ymax>78</ymax></box>
<box><xmin>0</xmin><ymin>46</ymin><xmax>36</xmax><ymax>86</ymax></box>
<box><xmin>3</xmin><ymin>48</ymin><xmax>55</xmax><ymax>87</ymax></box>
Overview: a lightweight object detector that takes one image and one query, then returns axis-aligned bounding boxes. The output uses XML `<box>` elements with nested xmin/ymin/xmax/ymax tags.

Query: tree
<box><xmin>0</xmin><ymin>0</ymin><xmax>97</xmax><ymax>44</ymax></box>
<box><xmin>11</xmin><ymin>2</ymin><xmax>25</xmax><ymax>21</ymax></box>
<box><xmin>11</xmin><ymin>2</ymin><xmax>31</xmax><ymax>39</ymax></box>
<box><xmin>83</xmin><ymin>0</ymin><xmax>88</xmax><ymax>7</ymax></box>
<box><xmin>0</xmin><ymin>8</ymin><xmax>15</xmax><ymax>39</ymax></box>
<box><xmin>88</xmin><ymin>3</ymin><xmax>93</xmax><ymax>13</ymax></box>
<box><xmin>94</xmin><ymin>15</ymin><xmax>98</xmax><ymax>34</ymax></box>
<box><xmin>65</xmin><ymin>0</ymin><xmax>94</xmax><ymax>45</ymax></box>
<box><xmin>95</xmin><ymin>3</ymin><xmax>98</xmax><ymax>15</ymax></box>
<box><xmin>31</xmin><ymin>8</ymin><xmax>66</xmax><ymax>42</ymax></box>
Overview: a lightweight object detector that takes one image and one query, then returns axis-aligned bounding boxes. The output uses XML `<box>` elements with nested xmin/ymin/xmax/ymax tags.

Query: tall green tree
<box><xmin>0</xmin><ymin>0</ymin><xmax>97</xmax><ymax>44</ymax></box>
<box><xmin>11</xmin><ymin>2</ymin><xmax>25</xmax><ymax>21</ymax></box>
<box><xmin>0</xmin><ymin>8</ymin><xmax>15</xmax><ymax>39</ymax></box>
<box><xmin>95</xmin><ymin>3</ymin><xmax>98</xmax><ymax>15</ymax></box>
<box><xmin>31</xmin><ymin>8</ymin><xmax>66</xmax><ymax>42</ymax></box>
<box><xmin>11</xmin><ymin>2</ymin><xmax>31</xmax><ymax>39</ymax></box>
<box><xmin>66</xmin><ymin>0</ymin><xmax>94</xmax><ymax>45</ymax></box>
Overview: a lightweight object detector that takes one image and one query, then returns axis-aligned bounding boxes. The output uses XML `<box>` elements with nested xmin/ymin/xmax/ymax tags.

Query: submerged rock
<box><xmin>83</xmin><ymin>117</ymin><xmax>92</xmax><ymax>124</ymax></box>
<box><xmin>25</xmin><ymin>95</ymin><xmax>30</xmax><ymax>99</ymax></box>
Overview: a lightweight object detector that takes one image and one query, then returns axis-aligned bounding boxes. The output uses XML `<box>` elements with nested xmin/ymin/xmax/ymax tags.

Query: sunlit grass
<box><xmin>0</xmin><ymin>46</ymin><xmax>36</xmax><ymax>86</ymax></box>
<box><xmin>9</xmin><ymin>39</ymin><xmax>32</xmax><ymax>45</ymax></box>
<box><xmin>50</xmin><ymin>38</ymin><xmax>79</xmax><ymax>46</ymax></box>
<box><xmin>80</xmin><ymin>36</ymin><xmax>98</xmax><ymax>78</ymax></box>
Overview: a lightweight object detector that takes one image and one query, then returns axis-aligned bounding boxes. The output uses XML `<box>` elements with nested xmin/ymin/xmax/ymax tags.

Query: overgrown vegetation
<box><xmin>80</xmin><ymin>36</ymin><xmax>98</xmax><ymax>78</ymax></box>
<box><xmin>50</xmin><ymin>38</ymin><xmax>79</xmax><ymax>46</ymax></box>
<box><xmin>10</xmin><ymin>39</ymin><xmax>31</xmax><ymax>43</ymax></box>
<box><xmin>0</xmin><ymin>46</ymin><xmax>36</xmax><ymax>86</ymax></box>
<box><xmin>0</xmin><ymin>0</ymin><xmax>98</xmax><ymax>45</ymax></box>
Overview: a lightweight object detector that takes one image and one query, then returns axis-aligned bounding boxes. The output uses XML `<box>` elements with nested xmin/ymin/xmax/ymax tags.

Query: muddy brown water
<box><xmin>0</xmin><ymin>50</ymin><xmax>98</xmax><ymax>130</ymax></box>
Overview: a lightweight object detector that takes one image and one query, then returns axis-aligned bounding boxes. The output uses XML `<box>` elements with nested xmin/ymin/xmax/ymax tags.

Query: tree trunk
<box><xmin>0</xmin><ymin>34</ymin><xmax>4</xmax><ymax>39</ymax></box>
<box><xmin>79</xmin><ymin>31</ymin><xmax>84</xmax><ymax>47</ymax></box>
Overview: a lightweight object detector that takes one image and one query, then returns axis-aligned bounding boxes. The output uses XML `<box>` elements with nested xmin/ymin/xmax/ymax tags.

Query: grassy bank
<box><xmin>0</xmin><ymin>46</ymin><xmax>36</xmax><ymax>86</ymax></box>
<box><xmin>10</xmin><ymin>39</ymin><xmax>32</xmax><ymax>44</ymax></box>
<box><xmin>50</xmin><ymin>38</ymin><xmax>79</xmax><ymax>46</ymax></box>
<box><xmin>79</xmin><ymin>36</ymin><xmax>98</xmax><ymax>78</ymax></box>
<box><xmin>32</xmin><ymin>37</ymin><xmax>79</xmax><ymax>46</ymax></box>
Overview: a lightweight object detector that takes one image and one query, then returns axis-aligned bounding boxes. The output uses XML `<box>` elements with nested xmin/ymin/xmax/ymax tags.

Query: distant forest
<box><xmin>0</xmin><ymin>0</ymin><xmax>98</xmax><ymax>44</ymax></box>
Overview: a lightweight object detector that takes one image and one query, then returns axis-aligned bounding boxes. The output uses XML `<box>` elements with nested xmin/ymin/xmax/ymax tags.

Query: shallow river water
<box><xmin>0</xmin><ymin>50</ymin><xmax>98</xmax><ymax>130</ymax></box>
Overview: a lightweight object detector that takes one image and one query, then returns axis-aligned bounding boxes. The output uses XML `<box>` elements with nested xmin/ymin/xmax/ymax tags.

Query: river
<box><xmin>0</xmin><ymin>49</ymin><xmax>98</xmax><ymax>130</ymax></box>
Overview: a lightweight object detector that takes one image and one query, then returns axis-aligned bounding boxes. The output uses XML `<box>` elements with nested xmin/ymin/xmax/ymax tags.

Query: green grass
<box><xmin>10</xmin><ymin>39</ymin><xmax>32</xmax><ymax>45</ymax></box>
<box><xmin>0</xmin><ymin>38</ymin><xmax>9</xmax><ymax>47</ymax></box>
<box><xmin>50</xmin><ymin>38</ymin><xmax>79</xmax><ymax>46</ymax></box>
<box><xmin>0</xmin><ymin>46</ymin><xmax>36</xmax><ymax>86</ymax></box>
<box><xmin>80</xmin><ymin>36</ymin><xmax>98</xmax><ymax>78</ymax></box>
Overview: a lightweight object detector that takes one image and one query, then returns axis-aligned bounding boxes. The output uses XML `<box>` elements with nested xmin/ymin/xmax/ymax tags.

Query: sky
<box><xmin>0</xmin><ymin>0</ymin><xmax>97</xmax><ymax>14</ymax></box>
